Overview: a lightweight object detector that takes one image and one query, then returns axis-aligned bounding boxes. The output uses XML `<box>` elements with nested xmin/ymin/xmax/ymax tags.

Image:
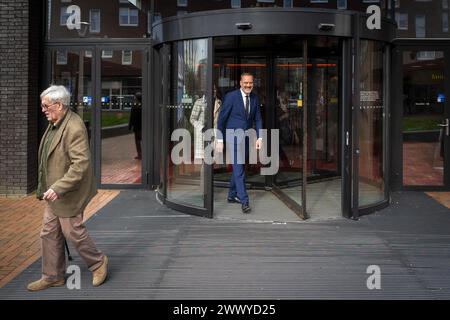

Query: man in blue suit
<box><xmin>216</xmin><ymin>73</ymin><xmax>263</xmax><ymax>213</ymax></box>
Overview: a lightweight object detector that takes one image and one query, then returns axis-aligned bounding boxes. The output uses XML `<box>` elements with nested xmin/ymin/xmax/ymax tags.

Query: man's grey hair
<box><xmin>40</xmin><ymin>85</ymin><xmax>70</xmax><ymax>109</ymax></box>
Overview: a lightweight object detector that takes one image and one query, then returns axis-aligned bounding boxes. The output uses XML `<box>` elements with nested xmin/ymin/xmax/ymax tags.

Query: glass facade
<box><xmin>402</xmin><ymin>50</ymin><xmax>446</xmax><ymax>186</ymax></box>
<box><xmin>164</xmin><ymin>39</ymin><xmax>209</xmax><ymax>208</ymax></box>
<box><xmin>49</xmin><ymin>49</ymin><xmax>93</xmax><ymax>142</ymax></box>
<box><xmin>100</xmin><ymin>49</ymin><xmax>143</xmax><ymax>185</ymax></box>
<box><xmin>41</xmin><ymin>0</ymin><xmax>450</xmax><ymax>219</ymax></box>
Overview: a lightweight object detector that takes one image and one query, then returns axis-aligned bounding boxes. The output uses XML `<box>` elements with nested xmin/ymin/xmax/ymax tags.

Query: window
<box><xmin>177</xmin><ymin>0</ymin><xmax>188</xmax><ymax>6</ymax></box>
<box><xmin>119</xmin><ymin>0</ymin><xmax>129</xmax><ymax>3</ymax></box>
<box><xmin>231</xmin><ymin>0</ymin><xmax>241</xmax><ymax>8</ymax></box>
<box><xmin>56</xmin><ymin>50</ymin><xmax>67</xmax><ymax>65</ymax></box>
<box><xmin>153</xmin><ymin>12</ymin><xmax>162</xmax><ymax>23</ymax></box>
<box><xmin>416</xmin><ymin>51</ymin><xmax>435</xmax><ymax>60</ymax></box>
<box><xmin>395</xmin><ymin>12</ymin><xmax>408</xmax><ymax>30</ymax></box>
<box><xmin>310</xmin><ymin>0</ymin><xmax>328</xmax><ymax>3</ymax></box>
<box><xmin>61</xmin><ymin>0</ymin><xmax>72</xmax><ymax>2</ymax></box>
<box><xmin>102</xmin><ymin>50</ymin><xmax>113</xmax><ymax>58</ymax></box>
<box><xmin>119</xmin><ymin>7</ymin><xmax>139</xmax><ymax>26</ymax></box>
<box><xmin>122</xmin><ymin>50</ymin><xmax>133</xmax><ymax>65</ymax></box>
<box><xmin>415</xmin><ymin>15</ymin><xmax>426</xmax><ymax>37</ymax></box>
<box><xmin>84</xmin><ymin>50</ymin><xmax>93</xmax><ymax>58</ymax></box>
<box><xmin>362</xmin><ymin>0</ymin><xmax>380</xmax><ymax>3</ymax></box>
<box><xmin>444</xmin><ymin>0</ymin><xmax>449</xmax><ymax>9</ymax></box>
<box><xmin>395</xmin><ymin>0</ymin><xmax>400</xmax><ymax>8</ymax></box>
<box><xmin>283</xmin><ymin>0</ymin><xmax>293</xmax><ymax>7</ymax></box>
<box><xmin>337</xmin><ymin>0</ymin><xmax>347</xmax><ymax>9</ymax></box>
<box><xmin>443</xmin><ymin>13</ymin><xmax>449</xmax><ymax>32</ymax></box>
<box><xmin>89</xmin><ymin>9</ymin><xmax>100</xmax><ymax>33</ymax></box>
<box><xmin>60</xmin><ymin>6</ymin><xmax>71</xmax><ymax>26</ymax></box>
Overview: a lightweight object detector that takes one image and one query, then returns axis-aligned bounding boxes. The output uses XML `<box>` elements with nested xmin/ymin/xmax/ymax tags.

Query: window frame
<box><xmin>443</xmin><ymin>12</ymin><xmax>449</xmax><ymax>32</ymax></box>
<box><xmin>231</xmin><ymin>0</ymin><xmax>242</xmax><ymax>8</ymax></box>
<box><xmin>102</xmin><ymin>49</ymin><xmax>113</xmax><ymax>59</ymax></box>
<box><xmin>337</xmin><ymin>0</ymin><xmax>347</xmax><ymax>9</ymax></box>
<box><xmin>122</xmin><ymin>50</ymin><xmax>133</xmax><ymax>65</ymax></box>
<box><xmin>60</xmin><ymin>6</ymin><xmax>70</xmax><ymax>27</ymax></box>
<box><xmin>56</xmin><ymin>49</ymin><xmax>68</xmax><ymax>65</ymax></box>
<box><xmin>283</xmin><ymin>0</ymin><xmax>293</xmax><ymax>8</ymax></box>
<box><xmin>415</xmin><ymin>14</ymin><xmax>426</xmax><ymax>38</ymax></box>
<box><xmin>395</xmin><ymin>12</ymin><xmax>408</xmax><ymax>30</ymax></box>
<box><xmin>119</xmin><ymin>7</ymin><xmax>139</xmax><ymax>26</ymax></box>
<box><xmin>89</xmin><ymin>9</ymin><xmax>101</xmax><ymax>33</ymax></box>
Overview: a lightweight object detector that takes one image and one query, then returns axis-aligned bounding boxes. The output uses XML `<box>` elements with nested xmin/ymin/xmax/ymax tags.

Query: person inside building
<box><xmin>129</xmin><ymin>91</ymin><xmax>142</xmax><ymax>160</ymax></box>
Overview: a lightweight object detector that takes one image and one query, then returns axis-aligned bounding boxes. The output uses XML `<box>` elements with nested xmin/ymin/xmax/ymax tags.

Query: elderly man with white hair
<box><xmin>27</xmin><ymin>85</ymin><xmax>108</xmax><ymax>291</ymax></box>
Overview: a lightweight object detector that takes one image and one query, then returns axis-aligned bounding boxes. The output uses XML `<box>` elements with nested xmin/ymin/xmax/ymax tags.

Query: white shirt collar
<box><xmin>240</xmin><ymin>89</ymin><xmax>250</xmax><ymax>102</ymax></box>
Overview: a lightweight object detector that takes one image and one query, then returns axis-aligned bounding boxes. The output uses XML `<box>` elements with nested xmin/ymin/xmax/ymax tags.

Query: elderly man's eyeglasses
<box><xmin>40</xmin><ymin>102</ymin><xmax>59</xmax><ymax>110</ymax></box>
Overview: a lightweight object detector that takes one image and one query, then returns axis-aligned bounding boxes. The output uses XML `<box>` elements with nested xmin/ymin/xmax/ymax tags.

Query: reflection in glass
<box><xmin>100</xmin><ymin>50</ymin><xmax>143</xmax><ymax>185</ymax></box>
<box><xmin>359</xmin><ymin>40</ymin><xmax>385</xmax><ymax>206</ymax></box>
<box><xmin>273</xmin><ymin>56</ymin><xmax>304</xmax><ymax>207</ymax></box>
<box><xmin>273</xmin><ymin>37</ymin><xmax>341</xmax><ymax>217</ymax></box>
<box><xmin>166</xmin><ymin>39</ymin><xmax>209</xmax><ymax>208</ymax></box>
<box><xmin>402</xmin><ymin>50</ymin><xmax>445</xmax><ymax>186</ymax></box>
<box><xmin>306</xmin><ymin>37</ymin><xmax>341</xmax><ymax>216</ymax></box>
<box><xmin>50</xmin><ymin>49</ymin><xmax>92</xmax><ymax>143</ymax></box>
<box><xmin>274</xmin><ymin>57</ymin><xmax>303</xmax><ymax>185</ymax></box>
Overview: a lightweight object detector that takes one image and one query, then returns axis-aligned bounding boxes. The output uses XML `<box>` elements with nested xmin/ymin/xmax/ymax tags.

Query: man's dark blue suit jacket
<box><xmin>217</xmin><ymin>89</ymin><xmax>263</xmax><ymax>144</ymax></box>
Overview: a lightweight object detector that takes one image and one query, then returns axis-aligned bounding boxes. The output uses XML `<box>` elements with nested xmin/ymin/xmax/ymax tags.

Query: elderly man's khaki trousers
<box><xmin>40</xmin><ymin>203</ymin><xmax>104</xmax><ymax>282</ymax></box>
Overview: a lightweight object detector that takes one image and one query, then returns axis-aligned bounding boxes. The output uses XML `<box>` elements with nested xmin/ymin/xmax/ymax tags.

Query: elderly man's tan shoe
<box><xmin>92</xmin><ymin>255</ymin><xmax>108</xmax><ymax>286</ymax></box>
<box><xmin>27</xmin><ymin>278</ymin><xmax>65</xmax><ymax>291</ymax></box>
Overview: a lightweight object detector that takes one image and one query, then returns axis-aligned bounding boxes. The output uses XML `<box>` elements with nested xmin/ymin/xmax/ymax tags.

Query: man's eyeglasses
<box><xmin>40</xmin><ymin>102</ymin><xmax>59</xmax><ymax>110</ymax></box>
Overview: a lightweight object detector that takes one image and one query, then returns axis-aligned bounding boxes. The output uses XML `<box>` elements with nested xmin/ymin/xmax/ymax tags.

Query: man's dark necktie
<box><xmin>245</xmin><ymin>95</ymin><xmax>249</xmax><ymax>117</ymax></box>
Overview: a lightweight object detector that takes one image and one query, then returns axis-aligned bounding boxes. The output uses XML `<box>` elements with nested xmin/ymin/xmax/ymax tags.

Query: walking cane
<box><xmin>64</xmin><ymin>239</ymin><xmax>73</xmax><ymax>261</ymax></box>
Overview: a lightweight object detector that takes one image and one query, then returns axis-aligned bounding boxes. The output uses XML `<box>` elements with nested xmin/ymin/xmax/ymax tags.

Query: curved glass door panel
<box><xmin>274</xmin><ymin>56</ymin><xmax>304</xmax><ymax>190</ymax></box>
<box><xmin>158</xmin><ymin>44</ymin><xmax>170</xmax><ymax>197</ymax></box>
<box><xmin>305</xmin><ymin>37</ymin><xmax>341</xmax><ymax>217</ymax></box>
<box><xmin>358</xmin><ymin>40</ymin><xmax>386</xmax><ymax>206</ymax></box>
<box><xmin>166</xmin><ymin>38</ymin><xmax>209</xmax><ymax>208</ymax></box>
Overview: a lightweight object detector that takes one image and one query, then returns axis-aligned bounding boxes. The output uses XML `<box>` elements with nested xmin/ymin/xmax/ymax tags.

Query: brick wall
<box><xmin>0</xmin><ymin>0</ymin><xmax>42</xmax><ymax>196</ymax></box>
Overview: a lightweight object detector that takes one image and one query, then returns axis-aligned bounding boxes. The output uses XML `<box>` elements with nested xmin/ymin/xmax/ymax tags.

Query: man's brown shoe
<box><xmin>92</xmin><ymin>255</ymin><xmax>108</xmax><ymax>287</ymax></box>
<box><xmin>27</xmin><ymin>278</ymin><xmax>65</xmax><ymax>292</ymax></box>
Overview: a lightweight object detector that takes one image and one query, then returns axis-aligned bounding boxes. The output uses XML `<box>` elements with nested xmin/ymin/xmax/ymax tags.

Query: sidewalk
<box><xmin>0</xmin><ymin>190</ymin><xmax>120</xmax><ymax>288</ymax></box>
<box><xmin>0</xmin><ymin>190</ymin><xmax>450</xmax><ymax>299</ymax></box>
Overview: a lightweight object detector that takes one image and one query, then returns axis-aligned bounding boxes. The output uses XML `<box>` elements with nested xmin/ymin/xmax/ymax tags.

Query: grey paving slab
<box><xmin>1</xmin><ymin>190</ymin><xmax>450</xmax><ymax>299</ymax></box>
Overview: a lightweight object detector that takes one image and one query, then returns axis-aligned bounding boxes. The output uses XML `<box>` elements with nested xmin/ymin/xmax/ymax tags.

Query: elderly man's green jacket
<box><xmin>38</xmin><ymin>110</ymin><xmax>97</xmax><ymax>218</ymax></box>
